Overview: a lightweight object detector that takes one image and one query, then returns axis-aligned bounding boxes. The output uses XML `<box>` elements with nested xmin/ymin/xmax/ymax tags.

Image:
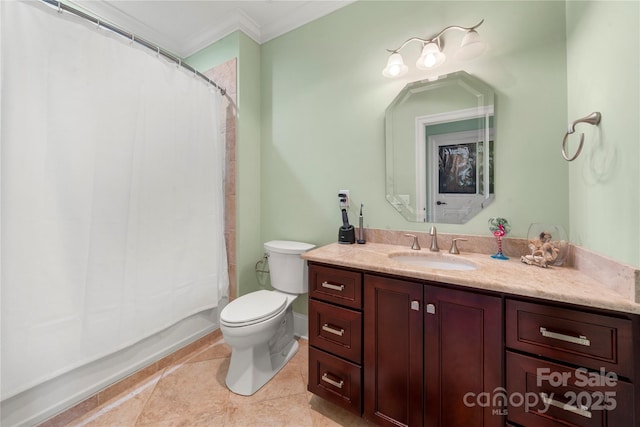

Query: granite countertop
<box><xmin>302</xmin><ymin>242</ymin><xmax>640</xmax><ymax>315</ymax></box>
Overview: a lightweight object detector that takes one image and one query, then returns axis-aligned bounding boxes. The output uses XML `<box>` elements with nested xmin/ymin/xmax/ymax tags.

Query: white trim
<box><xmin>181</xmin><ymin>9</ymin><xmax>262</xmax><ymax>55</ymax></box>
<box><xmin>260</xmin><ymin>1</ymin><xmax>357</xmax><ymax>44</ymax></box>
<box><xmin>293</xmin><ymin>312</ymin><xmax>308</xmax><ymax>339</ymax></box>
<box><xmin>66</xmin><ymin>0</ymin><xmax>355</xmax><ymax>57</ymax></box>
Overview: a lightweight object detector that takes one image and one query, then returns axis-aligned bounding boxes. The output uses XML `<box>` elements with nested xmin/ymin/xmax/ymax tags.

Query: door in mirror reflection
<box><xmin>425</xmin><ymin>129</ymin><xmax>494</xmax><ymax>223</ymax></box>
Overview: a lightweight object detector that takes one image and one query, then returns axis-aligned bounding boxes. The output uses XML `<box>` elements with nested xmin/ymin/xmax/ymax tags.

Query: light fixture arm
<box><xmin>430</xmin><ymin>19</ymin><xmax>484</xmax><ymax>41</ymax></box>
<box><xmin>386</xmin><ymin>19</ymin><xmax>484</xmax><ymax>53</ymax></box>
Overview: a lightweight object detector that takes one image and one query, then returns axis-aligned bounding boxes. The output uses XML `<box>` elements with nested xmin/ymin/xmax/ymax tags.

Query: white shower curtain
<box><xmin>1</xmin><ymin>0</ymin><xmax>228</xmax><ymax>399</ymax></box>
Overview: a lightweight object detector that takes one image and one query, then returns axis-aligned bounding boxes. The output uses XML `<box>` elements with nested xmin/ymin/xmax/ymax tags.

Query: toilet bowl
<box><xmin>220</xmin><ymin>240</ymin><xmax>315</xmax><ymax>395</ymax></box>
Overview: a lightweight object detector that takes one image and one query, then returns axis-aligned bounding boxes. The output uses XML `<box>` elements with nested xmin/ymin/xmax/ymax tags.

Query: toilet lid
<box><xmin>220</xmin><ymin>290</ymin><xmax>287</xmax><ymax>326</ymax></box>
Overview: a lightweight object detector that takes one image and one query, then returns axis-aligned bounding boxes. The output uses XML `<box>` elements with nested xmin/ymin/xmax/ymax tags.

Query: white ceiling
<box><xmin>69</xmin><ymin>0</ymin><xmax>354</xmax><ymax>58</ymax></box>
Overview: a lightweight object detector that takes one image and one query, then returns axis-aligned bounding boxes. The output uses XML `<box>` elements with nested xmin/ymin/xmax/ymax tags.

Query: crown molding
<box><xmin>179</xmin><ymin>8</ymin><xmax>262</xmax><ymax>58</ymax></box>
<box><xmin>259</xmin><ymin>1</ymin><xmax>356</xmax><ymax>44</ymax></box>
<box><xmin>65</xmin><ymin>1</ymin><xmax>353</xmax><ymax>58</ymax></box>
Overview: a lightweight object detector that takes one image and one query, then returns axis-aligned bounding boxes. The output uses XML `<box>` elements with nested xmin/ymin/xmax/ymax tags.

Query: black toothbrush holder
<box><xmin>338</xmin><ymin>208</ymin><xmax>355</xmax><ymax>244</ymax></box>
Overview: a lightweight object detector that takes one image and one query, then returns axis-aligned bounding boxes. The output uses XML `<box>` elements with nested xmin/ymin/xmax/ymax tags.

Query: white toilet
<box><xmin>220</xmin><ymin>240</ymin><xmax>315</xmax><ymax>395</ymax></box>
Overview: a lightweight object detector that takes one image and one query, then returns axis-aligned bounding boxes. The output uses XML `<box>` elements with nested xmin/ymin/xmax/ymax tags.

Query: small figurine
<box><xmin>488</xmin><ymin>217</ymin><xmax>510</xmax><ymax>260</ymax></box>
<box><xmin>520</xmin><ymin>231</ymin><xmax>560</xmax><ymax>268</ymax></box>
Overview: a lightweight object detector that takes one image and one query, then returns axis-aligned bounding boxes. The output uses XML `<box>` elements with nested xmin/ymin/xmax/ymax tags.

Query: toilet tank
<box><xmin>264</xmin><ymin>240</ymin><xmax>315</xmax><ymax>294</ymax></box>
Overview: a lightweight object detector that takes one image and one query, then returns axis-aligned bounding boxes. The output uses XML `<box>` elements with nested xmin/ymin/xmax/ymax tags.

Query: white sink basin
<box><xmin>389</xmin><ymin>253</ymin><xmax>477</xmax><ymax>271</ymax></box>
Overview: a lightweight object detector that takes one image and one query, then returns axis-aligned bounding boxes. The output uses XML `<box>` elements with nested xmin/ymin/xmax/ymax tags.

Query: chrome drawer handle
<box><xmin>540</xmin><ymin>392</ymin><xmax>592</xmax><ymax>419</ymax></box>
<box><xmin>321</xmin><ymin>281</ymin><xmax>345</xmax><ymax>291</ymax></box>
<box><xmin>322</xmin><ymin>324</ymin><xmax>345</xmax><ymax>337</ymax></box>
<box><xmin>539</xmin><ymin>327</ymin><xmax>591</xmax><ymax>346</ymax></box>
<box><xmin>321</xmin><ymin>373</ymin><xmax>344</xmax><ymax>389</ymax></box>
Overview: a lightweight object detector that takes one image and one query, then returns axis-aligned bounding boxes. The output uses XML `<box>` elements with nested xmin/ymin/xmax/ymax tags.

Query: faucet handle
<box><xmin>404</xmin><ymin>234</ymin><xmax>421</xmax><ymax>250</ymax></box>
<box><xmin>429</xmin><ymin>226</ymin><xmax>439</xmax><ymax>252</ymax></box>
<box><xmin>449</xmin><ymin>238</ymin><xmax>468</xmax><ymax>254</ymax></box>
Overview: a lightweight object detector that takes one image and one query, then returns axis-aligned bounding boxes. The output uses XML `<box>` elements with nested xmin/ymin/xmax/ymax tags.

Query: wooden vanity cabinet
<box><xmin>307</xmin><ymin>261</ymin><xmax>639</xmax><ymax>427</ymax></box>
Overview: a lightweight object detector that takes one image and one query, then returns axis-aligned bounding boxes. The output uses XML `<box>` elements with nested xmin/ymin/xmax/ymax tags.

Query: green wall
<box><xmin>566</xmin><ymin>1</ymin><xmax>639</xmax><ymax>267</ymax></box>
<box><xmin>186</xmin><ymin>31</ymin><xmax>240</xmax><ymax>70</ymax></box>
<box><xmin>260</xmin><ymin>1</ymin><xmax>568</xmax><ymax>240</ymax></box>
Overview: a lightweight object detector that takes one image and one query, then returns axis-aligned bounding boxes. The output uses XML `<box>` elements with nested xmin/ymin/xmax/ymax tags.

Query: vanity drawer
<box><xmin>309</xmin><ymin>299</ymin><xmax>362</xmax><ymax>363</ymax></box>
<box><xmin>308</xmin><ymin>347</ymin><xmax>362</xmax><ymax>415</ymax></box>
<box><xmin>506</xmin><ymin>300</ymin><xmax>634</xmax><ymax>378</ymax></box>
<box><xmin>309</xmin><ymin>264</ymin><xmax>362</xmax><ymax>309</ymax></box>
<box><xmin>507</xmin><ymin>352</ymin><xmax>634</xmax><ymax>427</ymax></box>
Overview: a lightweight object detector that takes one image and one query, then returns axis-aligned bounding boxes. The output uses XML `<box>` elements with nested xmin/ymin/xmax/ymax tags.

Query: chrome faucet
<box><xmin>449</xmin><ymin>238</ymin><xmax>468</xmax><ymax>254</ymax></box>
<box><xmin>404</xmin><ymin>234</ymin><xmax>421</xmax><ymax>250</ymax></box>
<box><xmin>429</xmin><ymin>226</ymin><xmax>439</xmax><ymax>252</ymax></box>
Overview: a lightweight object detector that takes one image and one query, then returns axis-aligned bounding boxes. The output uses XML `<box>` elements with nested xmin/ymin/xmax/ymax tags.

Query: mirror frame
<box><xmin>385</xmin><ymin>71</ymin><xmax>495</xmax><ymax>223</ymax></box>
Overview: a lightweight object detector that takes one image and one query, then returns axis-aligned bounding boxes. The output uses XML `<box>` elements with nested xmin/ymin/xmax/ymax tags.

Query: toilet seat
<box><xmin>220</xmin><ymin>290</ymin><xmax>287</xmax><ymax>327</ymax></box>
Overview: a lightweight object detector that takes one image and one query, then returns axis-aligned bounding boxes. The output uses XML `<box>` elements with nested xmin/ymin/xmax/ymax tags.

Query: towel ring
<box><xmin>561</xmin><ymin>112</ymin><xmax>601</xmax><ymax>161</ymax></box>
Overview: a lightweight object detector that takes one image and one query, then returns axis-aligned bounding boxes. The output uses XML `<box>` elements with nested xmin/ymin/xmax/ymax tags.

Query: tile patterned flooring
<box><xmin>61</xmin><ymin>338</ymin><xmax>371</xmax><ymax>426</ymax></box>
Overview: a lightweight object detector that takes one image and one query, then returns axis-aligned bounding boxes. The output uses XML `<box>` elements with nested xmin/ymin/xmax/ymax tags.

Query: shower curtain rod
<box><xmin>40</xmin><ymin>0</ymin><xmax>226</xmax><ymax>96</ymax></box>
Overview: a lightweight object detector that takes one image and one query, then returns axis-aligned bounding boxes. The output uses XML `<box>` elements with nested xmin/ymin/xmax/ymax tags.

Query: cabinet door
<box><xmin>364</xmin><ymin>274</ymin><xmax>423</xmax><ymax>427</ymax></box>
<box><xmin>424</xmin><ymin>285</ymin><xmax>503</xmax><ymax>427</ymax></box>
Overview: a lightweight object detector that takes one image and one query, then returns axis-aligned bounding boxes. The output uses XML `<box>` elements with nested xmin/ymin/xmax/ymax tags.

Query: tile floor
<box><xmin>61</xmin><ymin>338</ymin><xmax>372</xmax><ymax>426</ymax></box>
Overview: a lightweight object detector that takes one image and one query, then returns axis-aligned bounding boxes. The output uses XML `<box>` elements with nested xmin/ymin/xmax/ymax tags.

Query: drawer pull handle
<box><xmin>539</xmin><ymin>327</ymin><xmax>591</xmax><ymax>346</ymax></box>
<box><xmin>322</xmin><ymin>373</ymin><xmax>344</xmax><ymax>389</ymax></box>
<box><xmin>321</xmin><ymin>281</ymin><xmax>345</xmax><ymax>291</ymax></box>
<box><xmin>540</xmin><ymin>392</ymin><xmax>592</xmax><ymax>419</ymax></box>
<box><xmin>322</xmin><ymin>324</ymin><xmax>345</xmax><ymax>337</ymax></box>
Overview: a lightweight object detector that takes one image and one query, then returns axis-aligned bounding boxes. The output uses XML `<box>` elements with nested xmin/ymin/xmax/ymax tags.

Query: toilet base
<box><xmin>225</xmin><ymin>338</ymin><xmax>298</xmax><ymax>396</ymax></box>
<box><xmin>224</xmin><ymin>308</ymin><xmax>298</xmax><ymax>396</ymax></box>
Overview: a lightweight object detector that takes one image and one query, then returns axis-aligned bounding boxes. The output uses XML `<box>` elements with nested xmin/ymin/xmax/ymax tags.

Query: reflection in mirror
<box><xmin>385</xmin><ymin>71</ymin><xmax>495</xmax><ymax>223</ymax></box>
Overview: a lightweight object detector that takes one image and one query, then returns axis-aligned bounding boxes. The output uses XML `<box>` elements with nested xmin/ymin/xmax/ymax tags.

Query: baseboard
<box><xmin>293</xmin><ymin>312</ymin><xmax>308</xmax><ymax>339</ymax></box>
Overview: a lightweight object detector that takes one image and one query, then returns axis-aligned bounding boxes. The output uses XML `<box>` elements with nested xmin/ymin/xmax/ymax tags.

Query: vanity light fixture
<box><xmin>382</xmin><ymin>19</ymin><xmax>486</xmax><ymax>78</ymax></box>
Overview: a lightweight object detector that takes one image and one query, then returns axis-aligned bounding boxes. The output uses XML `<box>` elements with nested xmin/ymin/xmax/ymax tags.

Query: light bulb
<box><xmin>455</xmin><ymin>30</ymin><xmax>487</xmax><ymax>60</ymax></box>
<box><xmin>382</xmin><ymin>53</ymin><xmax>408</xmax><ymax>78</ymax></box>
<box><xmin>416</xmin><ymin>41</ymin><xmax>445</xmax><ymax>70</ymax></box>
<box><xmin>422</xmin><ymin>53</ymin><xmax>437</xmax><ymax>68</ymax></box>
<box><xmin>388</xmin><ymin>64</ymin><xmax>401</xmax><ymax>76</ymax></box>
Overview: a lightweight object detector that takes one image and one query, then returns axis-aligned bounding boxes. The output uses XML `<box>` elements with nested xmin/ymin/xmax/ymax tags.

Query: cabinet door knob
<box><xmin>426</xmin><ymin>303</ymin><xmax>436</xmax><ymax>314</ymax></box>
<box><xmin>411</xmin><ymin>300</ymin><xmax>420</xmax><ymax>311</ymax></box>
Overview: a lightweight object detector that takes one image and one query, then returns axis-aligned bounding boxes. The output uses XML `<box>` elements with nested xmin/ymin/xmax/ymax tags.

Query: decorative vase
<box><xmin>525</xmin><ymin>223</ymin><xmax>569</xmax><ymax>267</ymax></box>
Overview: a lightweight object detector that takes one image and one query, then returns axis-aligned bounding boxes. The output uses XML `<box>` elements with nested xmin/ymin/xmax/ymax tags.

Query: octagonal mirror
<box><xmin>385</xmin><ymin>71</ymin><xmax>495</xmax><ymax>223</ymax></box>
